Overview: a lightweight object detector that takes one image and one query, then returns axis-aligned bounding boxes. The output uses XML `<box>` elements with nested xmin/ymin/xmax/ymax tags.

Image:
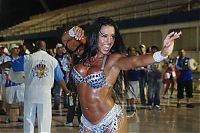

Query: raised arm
<box><xmin>61</xmin><ymin>26</ymin><xmax>85</xmax><ymax>51</ymax></box>
<box><xmin>115</xmin><ymin>31</ymin><xmax>182</xmax><ymax>70</ymax></box>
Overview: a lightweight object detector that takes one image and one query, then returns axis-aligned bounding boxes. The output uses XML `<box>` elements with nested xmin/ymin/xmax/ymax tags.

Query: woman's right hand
<box><xmin>69</xmin><ymin>26</ymin><xmax>85</xmax><ymax>40</ymax></box>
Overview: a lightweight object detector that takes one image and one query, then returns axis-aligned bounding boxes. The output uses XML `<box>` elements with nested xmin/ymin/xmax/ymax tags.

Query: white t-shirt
<box><xmin>12</xmin><ymin>50</ymin><xmax>64</xmax><ymax>104</ymax></box>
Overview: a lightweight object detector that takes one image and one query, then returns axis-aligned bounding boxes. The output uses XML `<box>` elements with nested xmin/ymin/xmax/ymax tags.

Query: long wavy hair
<box><xmin>80</xmin><ymin>17</ymin><xmax>126</xmax><ymax>63</ymax></box>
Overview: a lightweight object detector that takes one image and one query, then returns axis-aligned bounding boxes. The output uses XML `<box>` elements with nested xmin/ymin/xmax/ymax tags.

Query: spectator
<box><xmin>64</xmin><ymin>44</ymin><xmax>85</xmax><ymax>127</ymax></box>
<box><xmin>1</xmin><ymin>41</ymin><xmax>71</xmax><ymax>133</ymax></box>
<box><xmin>52</xmin><ymin>43</ymin><xmax>71</xmax><ymax>110</ymax></box>
<box><xmin>176</xmin><ymin>49</ymin><xmax>194</xmax><ymax>108</ymax></box>
<box><xmin>162</xmin><ymin>57</ymin><xmax>177</xmax><ymax>99</ymax></box>
<box><xmin>138</xmin><ymin>44</ymin><xmax>148</xmax><ymax>105</ymax></box>
<box><xmin>0</xmin><ymin>46</ymin><xmax>8</xmax><ymax>115</ymax></box>
<box><xmin>60</xmin><ymin>27</ymin><xmax>86</xmax><ymax>126</ymax></box>
<box><xmin>4</xmin><ymin>44</ymin><xmax>25</xmax><ymax>123</ymax></box>
<box><xmin>146</xmin><ymin>46</ymin><xmax>163</xmax><ymax>110</ymax></box>
<box><xmin>125</xmin><ymin>47</ymin><xmax>140</xmax><ymax>112</ymax></box>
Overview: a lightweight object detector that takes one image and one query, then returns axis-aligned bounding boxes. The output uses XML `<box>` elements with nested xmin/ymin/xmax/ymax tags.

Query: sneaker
<box><xmin>5</xmin><ymin>118</ymin><xmax>10</xmax><ymax>124</ymax></box>
<box><xmin>148</xmin><ymin>106</ymin><xmax>153</xmax><ymax>110</ymax></box>
<box><xmin>186</xmin><ymin>103</ymin><xmax>194</xmax><ymax>108</ymax></box>
<box><xmin>170</xmin><ymin>95</ymin><xmax>176</xmax><ymax>99</ymax></box>
<box><xmin>162</xmin><ymin>95</ymin><xmax>168</xmax><ymax>99</ymax></box>
<box><xmin>141</xmin><ymin>102</ymin><xmax>146</xmax><ymax>106</ymax></box>
<box><xmin>126</xmin><ymin>106</ymin><xmax>131</xmax><ymax>112</ymax></box>
<box><xmin>131</xmin><ymin>106</ymin><xmax>136</xmax><ymax>112</ymax></box>
<box><xmin>52</xmin><ymin>106</ymin><xmax>59</xmax><ymax>110</ymax></box>
<box><xmin>63</xmin><ymin>105</ymin><xmax>68</xmax><ymax>109</ymax></box>
<box><xmin>79</xmin><ymin>123</ymin><xmax>82</xmax><ymax>128</ymax></box>
<box><xmin>155</xmin><ymin>105</ymin><xmax>162</xmax><ymax>110</ymax></box>
<box><xmin>64</xmin><ymin>122</ymin><xmax>73</xmax><ymax>127</ymax></box>
<box><xmin>0</xmin><ymin>109</ymin><xmax>6</xmax><ymax>115</ymax></box>
<box><xmin>18</xmin><ymin>117</ymin><xmax>24</xmax><ymax>122</ymax></box>
<box><xmin>177</xmin><ymin>103</ymin><xmax>181</xmax><ymax>108</ymax></box>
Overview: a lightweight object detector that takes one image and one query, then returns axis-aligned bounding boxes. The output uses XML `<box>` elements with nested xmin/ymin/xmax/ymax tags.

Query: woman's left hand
<box><xmin>161</xmin><ymin>31</ymin><xmax>182</xmax><ymax>57</ymax></box>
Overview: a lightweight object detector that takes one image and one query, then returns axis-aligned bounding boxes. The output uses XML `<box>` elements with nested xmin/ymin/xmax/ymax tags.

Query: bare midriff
<box><xmin>78</xmin><ymin>84</ymin><xmax>114</xmax><ymax>125</ymax></box>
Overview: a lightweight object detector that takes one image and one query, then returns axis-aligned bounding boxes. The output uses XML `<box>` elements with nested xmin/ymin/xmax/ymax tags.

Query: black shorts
<box><xmin>177</xmin><ymin>80</ymin><xmax>193</xmax><ymax>99</ymax></box>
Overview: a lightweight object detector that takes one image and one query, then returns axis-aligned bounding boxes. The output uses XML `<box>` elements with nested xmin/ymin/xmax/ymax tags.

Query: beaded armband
<box><xmin>153</xmin><ymin>51</ymin><xmax>168</xmax><ymax>62</ymax></box>
<box><xmin>68</xmin><ymin>27</ymin><xmax>75</xmax><ymax>37</ymax></box>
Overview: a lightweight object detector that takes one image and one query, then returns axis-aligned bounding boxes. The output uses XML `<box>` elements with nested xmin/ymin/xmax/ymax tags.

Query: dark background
<box><xmin>0</xmin><ymin>0</ymin><xmax>94</xmax><ymax>30</ymax></box>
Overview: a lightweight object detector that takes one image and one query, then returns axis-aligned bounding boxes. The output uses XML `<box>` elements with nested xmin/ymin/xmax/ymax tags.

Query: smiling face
<box><xmin>10</xmin><ymin>47</ymin><xmax>20</xmax><ymax>56</ymax></box>
<box><xmin>179</xmin><ymin>49</ymin><xmax>186</xmax><ymax>57</ymax></box>
<box><xmin>98</xmin><ymin>25</ymin><xmax>115</xmax><ymax>55</ymax></box>
<box><xmin>131</xmin><ymin>47</ymin><xmax>137</xmax><ymax>56</ymax></box>
<box><xmin>56</xmin><ymin>47</ymin><xmax>64</xmax><ymax>55</ymax></box>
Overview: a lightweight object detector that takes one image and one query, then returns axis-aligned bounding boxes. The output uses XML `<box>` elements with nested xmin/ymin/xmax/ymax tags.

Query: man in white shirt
<box><xmin>4</xmin><ymin>44</ymin><xmax>25</xmax><ymax>123</ymax></box>
<box><xmin>1</xmin><ymin>41</ymin><xmax>70</xmax><ymax>133</ymax></box>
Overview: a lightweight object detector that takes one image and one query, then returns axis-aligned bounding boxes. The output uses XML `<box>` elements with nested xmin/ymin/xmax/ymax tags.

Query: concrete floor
<box><xmin>0</xmin><ymin>93</ymin><xmax>199</xmax><ymax>133</ymax></box>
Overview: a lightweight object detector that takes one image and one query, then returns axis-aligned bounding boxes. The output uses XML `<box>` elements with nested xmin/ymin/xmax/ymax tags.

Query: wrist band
<box><xmin>68</xmin><ymin>27</ymin><xmax>75</xmax><ymax>37</ymax></box>
<box><xmin>68</xmin><ymin>27</ymin><xmax>86</xmax><ymax>44</ymax></box>
<box><xmin>153</xmin><ymin>51</ymin><xmax>168</xmax><ymax>62</ymax></box>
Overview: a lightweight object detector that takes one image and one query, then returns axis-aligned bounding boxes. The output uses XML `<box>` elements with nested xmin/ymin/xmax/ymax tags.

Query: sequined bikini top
<box><xmin>71</xmin><ymin>55</ymin><xmax>110</xmax><ymax>89</ymax></box>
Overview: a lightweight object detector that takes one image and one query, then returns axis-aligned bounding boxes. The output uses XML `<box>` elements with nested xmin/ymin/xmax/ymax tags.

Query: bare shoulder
<box><xmin>73</xmin><ymin>62</ymin><xmax>89</xmax><ymax>77</ymax></box>
<box><xmin>107</xmin><ymin>53</ymin><xmax>141</xmax><ymax>70</ymax></box>
<box><xmin>108</xmin><ymin>53</ymin><xmax>125</xmax><ymax>61</ymax></box>
<box><xmin>105</xmin><ymin>53</ymin><xmax>127</xmax><ymax>70</ymax></box>
<box><xmin>107</xmin><ymin>53</ymin><xmax>127</xmax><ymax>65</ymax></box>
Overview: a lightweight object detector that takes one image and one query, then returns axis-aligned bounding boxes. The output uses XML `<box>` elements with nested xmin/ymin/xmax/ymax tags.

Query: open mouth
<box><xmin>103</xmin><ymin>45</ymin><xmax>111</xmax><ymax>51</ymax></box>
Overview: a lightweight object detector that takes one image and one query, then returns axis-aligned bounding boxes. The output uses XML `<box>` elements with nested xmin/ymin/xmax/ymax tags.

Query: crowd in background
<box><xmin>124</xmin><ymin>44</ymin><xmax>197</xmax><ymax>113</ymax></box>
<box><xmin>0</xmin><ymin>36</ymin><xmax>197</xmax><ymax>128</ymax></box>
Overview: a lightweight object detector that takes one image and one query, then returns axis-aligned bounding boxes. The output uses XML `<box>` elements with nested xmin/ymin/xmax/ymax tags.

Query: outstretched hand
<box><xmin>161</xmin><ymin>31</ymin><xmax>182</xmax><ymax>57</ymax></box>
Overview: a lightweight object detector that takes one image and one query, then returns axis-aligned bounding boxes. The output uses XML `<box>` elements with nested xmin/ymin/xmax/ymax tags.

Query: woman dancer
<box><xmin>70</xmin><ymin>17</ymin><xmax>181</xmax><ymax>132</ymax></box>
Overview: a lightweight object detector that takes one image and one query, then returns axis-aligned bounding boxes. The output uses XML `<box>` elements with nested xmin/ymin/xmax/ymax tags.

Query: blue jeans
<box><xmin>147</xmin><ymin>78</ymin><xmax>162</xmax><ymax>106</ymax></box>
<box><xmin>53</xmin><ymin>81</ymin><xmax>68</xmax><ymax>108</ymax></box>
<box><xmin>139</xmin><ymin>74</ymin><xmax>147</xmax><ymax>105</ymax></box>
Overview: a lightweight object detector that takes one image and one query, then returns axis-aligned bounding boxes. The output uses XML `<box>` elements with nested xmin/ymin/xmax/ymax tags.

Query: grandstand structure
<box><xmin>0</xmin><ymin>0</ymin><xmax>198</xmax><ymax>36</ymax></box>
<box><xmin>0</xmin><ymin>0</ymin><xmax>199</xmax><ymax>60</ymax></box>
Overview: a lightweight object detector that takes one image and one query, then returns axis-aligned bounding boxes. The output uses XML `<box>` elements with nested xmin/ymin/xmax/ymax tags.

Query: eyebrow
<box><xmin>99</xmin><ymin>31</ymin><xmax>115</xmax><ymax>36</ymax></box>
<box><xmin>99</xmin><ymin>31</ymin><xmax>105</xmax><ymax>36</ymax></box>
